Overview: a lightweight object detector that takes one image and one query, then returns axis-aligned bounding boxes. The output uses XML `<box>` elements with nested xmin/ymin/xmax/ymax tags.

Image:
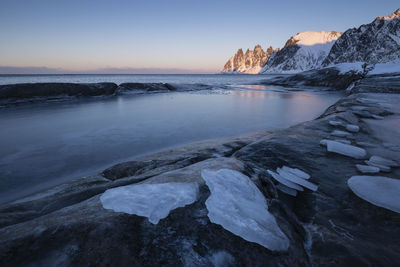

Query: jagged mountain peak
<box><xmin>375</xmin><ymin>8</ymin><xmax>400</xmax><ymax>21</ymax></box>
<box><xmin>323</xmin><ymin>8</ymin><xmax>400</xmax><ymax>66</ymax></box>
<box><xmin>221</xmin><ymin>45</ymin><xmax>279</xmax><ymax>74</ymax></box>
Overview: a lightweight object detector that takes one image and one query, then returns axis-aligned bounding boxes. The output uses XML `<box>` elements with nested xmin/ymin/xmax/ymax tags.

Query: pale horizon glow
<box><xmin>0</xmin><ymin>0</ymin><xmax>398</xmax><ymax>74</ymax></box>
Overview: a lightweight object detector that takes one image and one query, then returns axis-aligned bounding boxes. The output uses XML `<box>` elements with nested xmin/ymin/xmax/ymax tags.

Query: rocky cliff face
<box><xmin>260</xmin><ymin>31</ymin><xmax>342</xmax><ymax>73</ymax></box>
<box><xmin>323</xmin><ymin>8</ymin><xmax>400</xmax><ymax>66</ymax></box>
<box><xmin>221</xmin><ymin>45</ymin><xmax>279</xmax><ymax>74</ymax></box>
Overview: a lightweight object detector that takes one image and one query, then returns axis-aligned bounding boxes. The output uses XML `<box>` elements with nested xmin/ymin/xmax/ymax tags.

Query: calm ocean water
<box><xmin>0</xmin><ymin>74</ymin><xmax>341</xmax><ymax>203</ymax></box>
<box><xmin>0</xmin><ymin>73</ymin><xmax>277</xmax><ymax>86</ymax></box>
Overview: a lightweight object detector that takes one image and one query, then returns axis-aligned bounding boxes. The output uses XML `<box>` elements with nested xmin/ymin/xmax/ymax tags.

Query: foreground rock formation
<box><xmin>0</xmin><ymin>73</ymin><xmax>399</xmax><ymax>266</ymax></box>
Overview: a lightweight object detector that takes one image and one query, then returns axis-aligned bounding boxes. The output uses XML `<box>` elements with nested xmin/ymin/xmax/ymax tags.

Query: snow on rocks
<box><xmin>201</xmin><ymin>169</ymin><xmax>289</xmax><ymax>251</ymax></box>
<box><xmin>326</xmin><ymin>140</ymin><xmax>367</xmax><ymax>159</ymax></box>
<box><xmin>369</xmin><ymin>155</ymin><xmax>399</xmax><ymax>167</ymax></box>
<box><xmin>331</xmin><ymin>130</ymin><xmax>353</xmax><ymax>137</ymax></box>
<box><xmin>348</xmin><ymin>176</ymin><xmax>400</xmax><ymax>213</ymax></box>
<box><xmin>365</xmin><ymin>161</ymin><xmax>391</xmax><ymax>172</ymax></box>
<box><xmin>276</xmin><ymin>168</ymin><xmax>318</xmax><ymax>191</ymax></box>
<box><xmin>346</xmin><ymin>124</ymin><xmax>360</xmax><ymax>133</ymax></box>
<box><xmin>356</xmin><ymin>164</ymin><xmax>380</xmax><ymax>174</ymax></box>
<box><xmin>100</xmin><ymin>182</ymin><xmax>199</xmax><ymax>224</ymax></box>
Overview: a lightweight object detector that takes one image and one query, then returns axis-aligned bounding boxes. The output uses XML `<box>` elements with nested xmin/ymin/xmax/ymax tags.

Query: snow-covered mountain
<box><xmin>221</xmin><ymin>45</ymin><xmax>279</xmax><ymax>74</ymax></box>
<box><xmin>323</xmin><ymin>8</ymin><xmax>400</xmax><ymax>66</ymax></box>
<box><xmin>259</xmin><ymin>31</ymin><xmax>342</xmax><ymax>73</ymax></box>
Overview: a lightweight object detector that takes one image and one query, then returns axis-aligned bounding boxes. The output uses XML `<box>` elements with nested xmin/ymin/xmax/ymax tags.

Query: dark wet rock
<box><xmin>0</xmin><ymin>82</ymin><xmax>118</xmax><ymax>99</ymax></box>
<box><xmin>118</xmin><ymin>83</ymin><xmax>174</xmax><ymax>92</ymax></box>
<box><xmin>260</xmin><ymin>67</ymin><xmax>363</xmax><ymax>90</ymax></box>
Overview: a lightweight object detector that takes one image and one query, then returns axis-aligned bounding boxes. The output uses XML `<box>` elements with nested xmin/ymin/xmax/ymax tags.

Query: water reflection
<box><xmin>0</xmin><ymin>89</ymin><xmax>341</xmax><ymax>204</ymax></box>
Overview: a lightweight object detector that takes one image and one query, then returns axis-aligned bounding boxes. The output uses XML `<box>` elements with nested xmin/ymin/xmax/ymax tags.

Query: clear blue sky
<box><xmin>0</xmin><ymin>0</ymin><xmax>398</xmax><ymax>73</ymax></box>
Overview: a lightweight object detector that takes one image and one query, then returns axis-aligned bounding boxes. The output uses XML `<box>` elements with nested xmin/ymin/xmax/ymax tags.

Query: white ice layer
<box><xmin>267</xmin><ymin>170</ymin><xmax>304</xmax><ymax>191</ymax></box>
<box><xmin>277</xmin><ymin>168</ymin><xmax>318</xmax><ymax>191</ymax></box>
<box><xmin>346</xmin><ymin>124</ymin><xmax>360</xmax><ymax>133</ymax></box>
<box><xmin>281</xmin><ymin>166</ymin><xmax>310</xmax><ymax>180</ymax></box>
<box><xmin>326</xmin><ymin>140</ymin><xmax>367</xmax><ymax>159</ymax></box>
<box><xmin>276</xmin><ymin>184</ymin><xmax>298</xmax><ymax>197</ymax></box>
<box><xmin>356</xmin><ymin>164</ymin><xmax>380</xmax><ymax>174</ymax></box>
<box><xmin>365</xmin><ymin>160</ymin><xmax>391</xmax><ymax>172</ymax></box>
<box><xmin>348</xmin><ymin>176</ymin><xmax>400</xmax><ymax>213</ymax></box>
<box><xmin>201</xmin><ymin>169</ymin><xmax>289</xmax><ymax>251</ymax></box>
<box><xmin>100</xmin><ymin>182</ymin><xmax>199</xmax><ymax>224</ymax></box>
<box><xmin>369</xmin><ymin>155</ymin><xmax>399</xmax><ymax>167</ymax></box>
<box><xmin>331</xmin><ymin>130</ymin><xmax>352</xmax><ymax>137</ymax></box>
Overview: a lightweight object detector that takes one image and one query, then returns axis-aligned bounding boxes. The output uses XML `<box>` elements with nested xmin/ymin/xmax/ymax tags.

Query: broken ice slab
<box><xmin>372</xmin><ymin>115</ymin><xmax>384</xmax><ymax>120</ymax></box>
<box><xmin>321</xmin><ymin>139</ymin><xmax>351</xmax><ymax>146</ymax></box>
<box><xmin>329</xmin><ymin>120</ymin><xmax>344</xmax><ymax>127</ymax></box>
<box><xmin>276</xmin><ymin>183</ymin><xmax>297</xmax><ymax>197</ymax></box>
<box><xmin>276</xmin><ymin>168</ymin><xmax>318</xmax><ymax>191</ymax></box>
<box><xmin>267</xmin><ymin>170</ymin><xmax>303</xmax><ymax>191</ymax></box>
<box><xmin>326</xmin><ymin>140</ymin><xmax>367</xmax><ymax>159</ymax></box>
<box><xmin>369</xmin><ymin>156</ymin><xmax>399</xmax><ymax>167</ymax></box>
<box><xmin>331</xmin><ymin>130</ymin><xmax>352</xmax><ymax>137</ymax></box>
<box><xmin>346</xmin><ymin>124</ymin><xmax>360</xmax><ymax>133</ymax></box>
<box><xmin>281</xmin><ymin>166</ymin><xmax>310</xmax><ymax>180</ymax></box>
<box><xmin>365</xmin><ymin>160</ymin><xmax>391</xmax><ymax>172</ymax></box>
<box><xmin>348</xmin><ymin>175</ymin><xmax>400</xmax><ymax>213</ymax></box>
<box><xmin>356</xmin><ymin>164</ymin><xmax>380</xmax><ymax>174</ymax></box>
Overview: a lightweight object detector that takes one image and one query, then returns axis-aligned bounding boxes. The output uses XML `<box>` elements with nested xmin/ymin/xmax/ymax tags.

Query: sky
<box><xmin>0</xmin><ymin>0</ymin><xmax>398</xmax><ymax>74</ymax></box>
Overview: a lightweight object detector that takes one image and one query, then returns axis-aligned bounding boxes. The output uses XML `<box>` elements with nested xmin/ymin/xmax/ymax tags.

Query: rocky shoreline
<box><xmin>0</xmin><ymin>75</ymin><xmax>400</xmax><ymax>266</ymax></box>
<box><xmin>0</xmin><ymin>82</ymin><xmax>215</xmax><ymax>106</ymax></box>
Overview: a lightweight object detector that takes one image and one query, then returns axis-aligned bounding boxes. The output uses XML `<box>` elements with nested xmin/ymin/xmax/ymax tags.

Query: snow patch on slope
<box><xmin>100</xmin><ymin>182</ymin><xmax>199</xmax><ymax>224</ymax></box>
<box><xmin>260</xmin><ymin>31</ymin><xmax>342</xmax><ymax>73</ymax></box>
<box><xmin>201</xmin><ymin>169</ymin><xmax>289</xmax><ymax>251</ymax></box>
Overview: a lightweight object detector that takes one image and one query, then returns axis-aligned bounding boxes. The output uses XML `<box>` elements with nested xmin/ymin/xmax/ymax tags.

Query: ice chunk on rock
<box><xmin>356</xmin><ymin>164</ymin><xmax>380</xmax><ymax>174</ymax></box>
<box><xmin>281</xmin><ymin>166</ymin><xmax>310</xmax><ymax>180</ymax></box>
<box><xmin>267</xmin><ymin>170</ymin><xmax>303</xmax><ymax>191</ymax></box>
<box><xmin>346</xmin><ymin>124</ymin><xmax>360</xmax><ymax>133</ymax></box>
<box><xmin>369</xmin><ymin>156</ymin><xmax>399</xmax><ymax>167</ymax></box>
<box><xmin>329</xmin><ymin>120</ymin><xmax>344</xmax><ymax>127</ymax></box>
<box><xmin>277</xmin><ymin>168</ymin><xmax>318</xmax><ymax>191</ymax></box>
<box><xmin>326</xmin><ymin>140</ymin><xmax>367</xmax><ymax>159</ymax></box>
<box><xmin>100</xmin><ymin>182</ymin><xmax>199</xmax><ymax>224</ymax></box>
<box><xmin>320</xmin><ymin>139</ymin><xmax>351</xmax><ymax>146</ymax></box>
<box><xmin>201</xmin><ymin>169</ymin><xmax>289</xmax><ymax>251</ymax></box>
<box><xmin>331</xmin><ymin>130</ymin><xmax>352</xmax><ymax>137</ymax></box>
<box><xmin>365</xmin><ymin>161</ymin><xmax>391</xmax><ymax>172</ymax></box>
<box><xmin>348</xmin><ymin>176</ymin><xmax>400</xmax><ymax>213</ymax></box>
<box><xmin>276</xmin><ymin>184</ymin><xmax>298</xmax><ymax>197</ymax></box>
